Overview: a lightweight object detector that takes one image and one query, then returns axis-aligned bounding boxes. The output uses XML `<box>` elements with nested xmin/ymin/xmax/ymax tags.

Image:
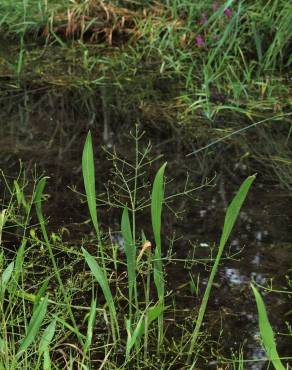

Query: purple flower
<box><xmin>195</xmin><ymin>34</ymin><xmax>205</xmax><ymax>47</ymax></box>
<box><xmin>224</xmin><ymin>8</ymin><xmax>232</xmax><ymax>17</ymax></box>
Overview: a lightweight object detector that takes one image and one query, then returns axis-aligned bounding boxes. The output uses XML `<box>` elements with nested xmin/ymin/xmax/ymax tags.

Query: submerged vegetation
<box><xmin>0</xmin><ymin>0</ymin><xmax>292</xmax><ymax>369</ymax></box>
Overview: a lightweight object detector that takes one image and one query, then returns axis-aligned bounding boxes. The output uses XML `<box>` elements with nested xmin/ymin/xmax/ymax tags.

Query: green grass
<box><xmin>0</xmin><ymin>1</ymin><xmax>292</xmax><ymax>366</ymax></box>
<box><xmin>0</xmin><ymin>0</ymin><xmax>291</xmax><ymax>194</ymax></box>
<box><xmin>251</xmin><ymin>284</ymin><xmax>285</xmax><ymax>370</ymax></box>
<box><xmin>187</xmin><ymin>174</ymin><xmax>256</xmax><ymax>364</ymax></box>
<box><xmin>1</xmin><ymin>130</ymin><xmax>290</xmax><ymax>368</ymax></box>
<box><xmin>0</xmin><ymin>0</ymin><xmax>290</xmax><ymax>118</ymax></box>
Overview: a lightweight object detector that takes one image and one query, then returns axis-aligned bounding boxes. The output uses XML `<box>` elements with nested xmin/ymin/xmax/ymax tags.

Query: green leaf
<box><xmin>219</xmin><ymin>175</ymin><xmax>256</xmax><ymax>250</ymax></box>
<box><xmin>125</xmin><ymin>303</ymin><xmax>166</xmax><ymax>357</ymax></box>
<box><xmin>82</xmin><ymin>247</ymin><xmax>119</xmax><ymax>341</ymax></box>
<box><xmin>0</xmin><ymin>335</ymin><xmax>5</xmax><ymax>353</ymax></box>
<box><xmin>0</xmin><ymin>209</ymin><xmax>7</xmax><ymax>246</ymax></box>
<box><xmin>18</xmin><ymin>295</ymin><xmax>49</xmax><ymax>354</ymax></box>
<box><xmin>188</xmin><ymin>175</ymin><xmax>255</xmax><ymax>362</ymax></box>
<box><xmin>151</xmin><ymin>162</ymin><xmax>167</xmax><ymax>254</ymax></box>
<box><xmin>151</xmin><ymin>162</ymin><xmax>167</xmax><ymax>347</ymax></box>
<box><xmin>141</xmin><ymin>303</ymin><xmax>167</xmax><ymax>334</ymax></box>
<box><xmin>14</xmin><ymin>180</ymin><xmax>29</xmax><ymax>214</ymax></box>
<box><xmin>43</xmin><ymin>349</ymin><xmax>51</xmax><ymax>370</ymax></box>
<box><xmin>121</xmin><ymin>205</ymin><xmax>136</xmax><ymax>306</ymax></box>
<box><xmin>39</xmin><ymin>320</ymin><xmax>56</xmax><ymax>354</ymax></box>
<box><xmin>252</xmin><ymin>21</ymin><xmax>262</xmax><ymax>62</ymax></box>
<box><xmin>82</xmin><ymin>131</ymin><xmax>100</xmax><ymax>238</ymax></box>
<box><xmin>0</xmin><ymin>261</ymin><xmax>14</xmax><ymax>296</ymax></box>
<box><xmin>84</xmin><ymin>298</ymin><xmax>97</xmax><ymax>353</ymax></box>
<box><xmin>151</xmin><ymin>163</ymin><xmax>167</xmax><ymax>298</ymax></box>
<box><xmin>33</xmin><ymin>279</ymin><xmax>49</xmax><ymax>314</ymax></box>
<box><xmin>251</xmin><ymin>284</ymin><xmax>285</xmax><ymax>370</ymax></box>
<box><xmin>125</xmin><ymin>315</ymin><xmax>144</xmax><ymax>357</ymax></box>
<box><xmin>34</xmin><ymin>177</ymin><xmax>50</xmax><ymax>243</ymax></box>
<box><xmin>14</xmin><ymin>240</ymin><xmax>26</xmax><ymax>284</ymax></box>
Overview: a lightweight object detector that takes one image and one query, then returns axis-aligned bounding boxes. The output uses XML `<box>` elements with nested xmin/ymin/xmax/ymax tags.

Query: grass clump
<box><xmin>0</xmin><ymin>0</ymin><xmax>291</xmax><ymax>119</ymax></box>
<box><xmin>0</xmin><ymin>0</ymin><xmax>291</xmax><ymax>194</ymax></box>
<box><xmin>3</xmin><ymin>128</ymin><xmax>290</xmax><ymax>369</ymax></box>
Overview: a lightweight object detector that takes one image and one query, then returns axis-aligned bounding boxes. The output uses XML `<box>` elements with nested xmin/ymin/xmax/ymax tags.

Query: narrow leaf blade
<box><xmin>251</xmin><ymin>284</ymin><xmax>285</xmax><ymax>370</ymax></box>
<box><xmin>121</xmin><ymin>206</ymin><xmax>136</xmax><ymax>302</ymax></box>
<box><xmin>82</xmin><ymin>131</ymin><xmax>100</xmax><ymax>237</ymax></box>
<box><xmin>18</xmin><ymin>295</ymin><xmax>49</xmax><ymax>354</ymax></box>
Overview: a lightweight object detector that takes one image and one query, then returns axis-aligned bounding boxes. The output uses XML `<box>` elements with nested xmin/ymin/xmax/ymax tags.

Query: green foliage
<box><xmin>188</xmin><ymin>175</ymin><xmax>256</xmax><ymax>363</ymax></box>
<box><xmin>121</xmin><ymin>205</ymin><xmax>136</xmax><ymax>318</ymax></box>
<box><xmin>82</xmin><ymin>247</ymin><xmax>119</xmax><ymax>342</ymax></box>
<box><xmin>18</xmin><ymin>295</ymin><xmax>49</xmax><ymax>355</ymax></box>
<box><xmin>0</xmin><ymin>261</ymin><xmax>14</xmax><ymax>297</ymax></box>
<box><xmin>251</xmin><ymin>284</ymin><xmax>285</xmax><ymax>370</ymax></box>
<box><xmin>125</xmin><ymin>303</ymin><xmax>165</xmax><ymax>358</ymax></box>
<box><xmin>0</xmin><ymin>209</ymin><xmax>7</xmax><ymax>246</ymax></box>
<box><xmin>0</xmin><ymin>0</ymin><xmax>290</xmax><ymax>123</ymax></box>
<box><xmin>34</xmin><ymin>177</ymin><xmax>50</xmax><ymax>243</ymax></box>
<box><xmin>39</xmin><ymin>320</ymin><xmax>56</xmax><ymax>354</ymax></box>
<box><xmin>151</xmin><ymin>162</ymin><xmax>167</xmax><ymax>347</ymax></box>
<box><xmin>151</xmin><ymin>162</ymin><xmax>167</xmax><ymax>254</ymax></box>
<box><xmin>0</xmin><ymin>132</ymin><xmax>290</xmax><ymax>369</ymax></box>
<box><xmin>82</xmin><ymin>131</ymin><xmax>100</xmax><ymax>239</ymax></box>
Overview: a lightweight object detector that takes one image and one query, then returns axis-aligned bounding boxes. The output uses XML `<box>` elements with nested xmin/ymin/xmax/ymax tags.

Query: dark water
<box><xmin>0</xmin><ymin>90</ymin><xmax>291</xmax><ymax>369</ymax></box>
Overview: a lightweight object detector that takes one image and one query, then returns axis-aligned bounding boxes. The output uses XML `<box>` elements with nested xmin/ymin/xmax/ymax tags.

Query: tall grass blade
<box><xmin>151</xmin><ymin>163</ymin><xmax>167</xmax><ymax>296</ymax></box>
<box><xmin>0</xmin><ymin>209</ymin><xmax>7</xmax><ymax>246</ymax></box>
<box><xmin>18</xmin><ymin>295</ymin><xmax>49</xmax><ymax>354</ymax></box>
<box><xmin>0</xmin><ymin>261</ymin><xmax>14</xmax><ymax>296</ymax></box>
<box><xmin>14</xmin><ymin>239</ymin><xmax>26</xmax><ymax>284</ymax></box>
<box><xmin>121</xmin><ymin>205</ymin><xmax>136</xmax><ymax>317</ymax></box>
<box><xmin>82</xmin><ymin>247</ymin><xmax>119</xmax><ymax>342</ymax></box>
<box><xmin>252</xmin><ymin>21</ymin><xmax>263</xmax><ymax>62</ymax></box>
<box><xmin>84</xmin><ymin>298</ymin><xmax>97</xmax><ymax>354</ymax></box>
<box><xmin>151</xmin><ymin>162</ymin><xmax>167</xmax><ymax>253</ymax></box>
<box><xmin>125</xmin><ymin>315</ymin><xmax>144</xmax><ymax>358</ymax></box>
<box><xmin>39</xmin><ymin>320</ymin><xmax>56</xmax><ymax>354</ymax></box>
<box><xmin>251</xmin><ymin>284</ymin><xmax>285</xmax><ymax>370</ymax></box>
<box><xmin>0</xmin><ymin>336</ymin><xmax>4</xmax><ymax>355</ymax></box>
<box><xmin>188</xmin><ymin>175</ymin><xmax>255</xmax><ymax>363</ymax></box>
<box><xmin>43</xmin><ymin>350</ymin><xmax>51</xmax><ymax>370</ymax></box>
<box><xmin>34</xmin><ymin>177</ymin><xmax>50</xmax><ymax>243</ymax></box>
<box><xmin>151</xmin><ymin>162</ymin><xmax>167</xmax><ymax>348</ymax></box>
<box><xmin>8</xmin><ymin>240</ymin><xmax>26</xmax><ymax>298</ymax></box>
<box><xmin>33</xmin><ymin>279</ymin><xmax>49</xmax><ymax>314</ymax></box>
<box><xmin>14</xmin><ymin>179</ymin><xmax>29</xmax><ymax>214</ymax></box>
<box><xmin>40</xmin><ymin>320</ymin><xmax>56</xmax><ymax>370</ymax></box>
<box><xmin>219</xmin><ymin>176</ymin><xmax>255</xmax><ymax>248</ymax></box>
<box><xmin>82</xmin><ymin>131</ymin><xmax>100</xmax><ymax>239</ymax></box>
